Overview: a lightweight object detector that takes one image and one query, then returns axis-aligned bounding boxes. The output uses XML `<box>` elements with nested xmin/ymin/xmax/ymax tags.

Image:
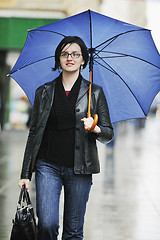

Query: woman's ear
<box><xmin>82</xmin><ymin>59</ymin><xmax>85</xmax><ymax>65</ymax></box>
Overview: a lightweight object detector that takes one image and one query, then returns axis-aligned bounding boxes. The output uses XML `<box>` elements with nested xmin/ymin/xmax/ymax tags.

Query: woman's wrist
<box><xmin>92</xmin><ymin>125</ymin><xmax>101</xmax><ymax>134</ymax></box>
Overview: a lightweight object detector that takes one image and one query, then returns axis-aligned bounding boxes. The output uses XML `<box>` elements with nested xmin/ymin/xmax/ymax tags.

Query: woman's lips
<box><xmin>66</xmin><ymin>63</ymin><xmax>74</xmax><ymax>67</ymax></box>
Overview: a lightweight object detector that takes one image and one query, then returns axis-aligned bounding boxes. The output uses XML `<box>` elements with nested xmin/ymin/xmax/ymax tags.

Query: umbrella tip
<box><xmin>145</xmin><ymin>116</ymin><xmax>148</xmax><ymax>120</ymax></box>
<box><xmin>7</xmin><ymin>73</ymin><xmax>10</xmax><ymax>77</ymax></box>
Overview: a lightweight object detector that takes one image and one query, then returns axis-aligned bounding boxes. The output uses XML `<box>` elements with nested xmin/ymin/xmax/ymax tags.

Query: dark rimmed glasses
<box><xmin>60</xmin><ymin>52</ymin><xmax>82</xmax><ymax>59</ymax></box>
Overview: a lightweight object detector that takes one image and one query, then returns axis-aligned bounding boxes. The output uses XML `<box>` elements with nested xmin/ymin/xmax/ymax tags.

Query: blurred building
<box><xmin>0</xmin><ymin>0</ymin><xmax>102</xmax><ymax>129</ymax></box>
<box><xmin>101</xmin><ymin>0</ymin><xmax>147</xmax><ymax>27</ymax></box>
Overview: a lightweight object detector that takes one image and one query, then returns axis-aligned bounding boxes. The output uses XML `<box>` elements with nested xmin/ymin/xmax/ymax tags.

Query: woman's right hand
<box><xmin>18</xmin><ymin>179</ymin><xmax>30</xmax><ymax>192</ymax></box>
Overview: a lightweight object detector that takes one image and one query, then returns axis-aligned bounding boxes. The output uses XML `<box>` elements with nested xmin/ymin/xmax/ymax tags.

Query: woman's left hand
<box><xmin>81</xmin><ymin>117</ymin><xmax>101</xmax><ymax>133</ymax></box>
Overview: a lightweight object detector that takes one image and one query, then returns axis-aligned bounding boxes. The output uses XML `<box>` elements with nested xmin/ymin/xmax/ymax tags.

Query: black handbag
<box><xmin>10</xmin><ymin>185</ymin><xmax>37</xmax><ymax>240</ymax></box>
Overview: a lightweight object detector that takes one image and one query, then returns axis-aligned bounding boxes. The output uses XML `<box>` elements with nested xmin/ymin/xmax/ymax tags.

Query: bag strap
<box><xmin>18</xmin><ymin>185</ymin><xmax>32</xmax><ymax>206</ymax></box>
<box><xmin>24</xmin><ymin>187</ymin><xmax>31</xmax><ymax>205</ymax></box>
<box><xmin>18</xmin><ymin>185</ymin><xmax>25</xmax><ymax>204</ymax></box>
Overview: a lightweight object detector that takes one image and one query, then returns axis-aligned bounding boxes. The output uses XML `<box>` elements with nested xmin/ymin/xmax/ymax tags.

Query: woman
<box><xmin>18</xmin><ymin>36</ymin><xmax>114</xmax><ymax>240</ymax></box>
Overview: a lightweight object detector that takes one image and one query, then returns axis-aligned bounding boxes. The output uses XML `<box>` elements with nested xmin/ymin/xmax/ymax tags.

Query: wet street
<box><xmin>0</xmin><ymin>114</ymin><xmax>160</xmax><ymax>240</ymax></box>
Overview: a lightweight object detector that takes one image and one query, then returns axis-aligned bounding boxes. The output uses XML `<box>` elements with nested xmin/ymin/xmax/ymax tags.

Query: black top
<box><xmin>37</xmin><ymin>74</ymin><xmax>82</xmax><ymax>167</ymax></box>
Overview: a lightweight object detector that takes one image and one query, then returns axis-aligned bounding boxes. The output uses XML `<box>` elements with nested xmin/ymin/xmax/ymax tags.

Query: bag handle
<box><xmin>18</xmin><ymin>185</ymin><xmax>31</xmax><ymax>206</ymax></box>
<box><xmin>24</xmin><ymin>187</ymin><xmax>31</xmax><ymax>205</ymax></box>
<box><xmin>18</xmin><ymin>185</ymin><xmax>25</xmax><ymax>204</ymax></box>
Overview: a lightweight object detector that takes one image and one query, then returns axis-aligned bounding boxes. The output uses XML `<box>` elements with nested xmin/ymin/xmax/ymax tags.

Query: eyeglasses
<box><xmin>60</xmin><ymin>52</ymin><xmax>82</xmax><ymax>59</ymax></box>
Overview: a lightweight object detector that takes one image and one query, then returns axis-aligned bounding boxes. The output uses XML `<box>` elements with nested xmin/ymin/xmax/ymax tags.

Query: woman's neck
<box><xmin>62</xmin><ymin>71</ymin><xmax>80</xmax><ymax>91</ymax></box>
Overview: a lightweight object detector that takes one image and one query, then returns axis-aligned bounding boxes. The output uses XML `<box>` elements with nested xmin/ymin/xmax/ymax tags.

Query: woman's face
<box><xmin>60</xmin><ymin>43</ymin><xmax>85</xmax><ymax>74</ymax></box>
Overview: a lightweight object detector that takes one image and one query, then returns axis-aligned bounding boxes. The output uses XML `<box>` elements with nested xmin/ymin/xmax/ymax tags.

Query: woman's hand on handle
<box><xmin>81</xmin><ymin>116</ymin><xmax>101</xmax><ymax>133</ymax></box>
<box><xmin>18</xmin><ymin>179</ymin><xmax>30</xmax><ymax>192</ymax></box>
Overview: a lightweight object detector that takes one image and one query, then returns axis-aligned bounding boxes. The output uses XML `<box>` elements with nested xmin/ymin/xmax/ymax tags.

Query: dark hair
<box><xmin>53</xmin><ymin>36</ymin><xmax>89</xmax><ymax>71</ymax></box>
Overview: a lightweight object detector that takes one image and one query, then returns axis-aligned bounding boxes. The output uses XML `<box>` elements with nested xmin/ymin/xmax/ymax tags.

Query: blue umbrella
<box><xmin>9</xmin><ymin>10</ymin><xmax>160</xmax><ymax>123</ymax></box>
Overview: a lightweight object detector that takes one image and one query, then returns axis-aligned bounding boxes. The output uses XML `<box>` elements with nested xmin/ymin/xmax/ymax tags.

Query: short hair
<box><xmin>53</xmin><ymin>36</ymin><xmax>89</xmax><ymax>71</ymax></box>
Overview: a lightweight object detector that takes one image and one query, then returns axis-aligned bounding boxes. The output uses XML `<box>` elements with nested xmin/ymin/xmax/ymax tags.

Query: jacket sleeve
<box><xmin>20</xmin><ymin>90</ymin><xmax>40</xmax><ymax>180</ymax></box>
<box><xmin>93</xmin><ymin>87</ymin><xmax>114</xmax><ymax>144</ymax></box>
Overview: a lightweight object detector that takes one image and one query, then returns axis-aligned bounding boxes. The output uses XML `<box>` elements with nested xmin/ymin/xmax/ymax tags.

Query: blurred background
<box><xmin>0</xmin><ymin>0</ymin><xmax>160</xmax><ymax>239</ymax></box>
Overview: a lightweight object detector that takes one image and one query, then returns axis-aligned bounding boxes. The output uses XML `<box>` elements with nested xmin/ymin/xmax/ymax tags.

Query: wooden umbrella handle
<box><xmin>87</xmin><ymin>70</ymin><xmax>98</xmax><ymax>132</ymax></box>
<box><xmin>87</xmin><ymin>113</ymin><xmax>98</xmax><ymax>132</ymax></box>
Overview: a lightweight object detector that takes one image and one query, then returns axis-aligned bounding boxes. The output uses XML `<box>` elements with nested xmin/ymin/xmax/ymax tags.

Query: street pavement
<box><xmin>0</xmin><ymin>114</ymin><xmax>160</xmax><ymax>240</ymax></box>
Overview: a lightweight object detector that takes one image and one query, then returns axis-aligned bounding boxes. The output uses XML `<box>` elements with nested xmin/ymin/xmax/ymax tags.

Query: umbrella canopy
<box><xmin>9</xmin><ymin>10</ymin><xmax>160</xmax><ymax>123</ymax></box>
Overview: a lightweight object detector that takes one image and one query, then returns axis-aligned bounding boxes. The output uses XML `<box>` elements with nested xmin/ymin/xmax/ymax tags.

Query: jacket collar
<box><xmin>43</xmin><ymin>76</ymin><xmax>90</xmax><ymax>106</ymax></box>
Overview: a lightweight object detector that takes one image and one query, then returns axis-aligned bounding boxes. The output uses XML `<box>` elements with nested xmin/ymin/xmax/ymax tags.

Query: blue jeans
<box><xmin>35</xmin><ymin>159</ymin><xmax>92</xmax><ymax>240</ymax></box>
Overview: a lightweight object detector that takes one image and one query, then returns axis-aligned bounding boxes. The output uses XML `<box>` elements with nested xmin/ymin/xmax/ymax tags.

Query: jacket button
<box><xmin>76</xmin><ymin>108</ymin><xmax>80</xmax><ymax>112</ymax></box>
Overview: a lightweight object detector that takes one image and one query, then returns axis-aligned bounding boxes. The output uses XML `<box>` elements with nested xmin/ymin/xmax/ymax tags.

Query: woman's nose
<box><xmin>67</xmin><ymin>54</ymin><xmax>72</xmax><ymax>60</ymax></box>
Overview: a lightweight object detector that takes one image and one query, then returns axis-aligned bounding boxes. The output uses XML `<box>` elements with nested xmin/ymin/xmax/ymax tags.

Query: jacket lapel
<box><xmin>43</xmin><ymin>80</ymin><xmax>56</xmax><ymax>106</ymax></box>
<box><xmin>76</xmin><ymin>78</ymin><xmax>89</xmax><ymax>106</ymax></box>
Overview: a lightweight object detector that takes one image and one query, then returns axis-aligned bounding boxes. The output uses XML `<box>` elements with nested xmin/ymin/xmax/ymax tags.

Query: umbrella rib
<box><xmin>94</xmin><ymin>50</ymin><xmax>160</xmax><ymax>70</ymax></box>
<box><xmin>94</xmin><ymin>58</ymin><xmax>147</xmax><ymax>117</ymax></box>
<box><xmin>92</xmin><ymin>37</ymin><xmax>117</xmax><ymax>57</ymax></box>
<box><xmin>10</xmin><ymin>56</ymin><xmax>54</xmax><ymax>74</ymax></box>
<box><xmin>94</xmin><ymin>55</ymin><xmax>126</xmax><ymax>59</ymax></box>
<box><xmin>95</xmin><ymin>50</ymin><xmax>128</xmax><ymax>58</ymax></box>
<box><xmin>95</xmin><ymin>29</ymin><xmax>149</xmax><ymax>51</ymax></box>
<box><xmin>94</xmin><ymin>59</ymin><xmax>116</xmax><ymax>74</ymax></box>
<box><xmin>30</xmin><ymin>29</ymin><xmax>66</xmax><ymax>38</ymax></box>
<box><xmin>94</xmin><ymin>52</ymin><xmax>117</xmax><ymax>74</ymax></box>
<box><xmin>97</xmin><ymin>37</ymin><xmax>117</xmax><ymax>52</ymax></box>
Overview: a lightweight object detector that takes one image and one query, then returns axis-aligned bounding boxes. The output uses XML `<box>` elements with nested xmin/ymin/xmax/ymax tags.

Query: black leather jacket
<box><xmin>21</xmin><ymin>77</ymin><xmax>114</xmax><ymax>180</ymax></box>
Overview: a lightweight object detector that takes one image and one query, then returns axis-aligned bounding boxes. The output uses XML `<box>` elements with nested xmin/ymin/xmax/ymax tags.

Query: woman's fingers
<box><xmin>81</xmin><ymin>117</ymin><xmax>94</xmax><ymax>129</ymax></box>
<box><xmin>18</xmin><ymin>179</ymin><xmax>30</xmax><ymax>192</ymax></box>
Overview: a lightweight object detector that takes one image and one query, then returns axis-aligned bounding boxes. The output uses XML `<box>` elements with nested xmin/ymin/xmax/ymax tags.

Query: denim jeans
<box><xmin>35</xmin><ymin>159</ymin><xmax>92</xmax><ymax>240</ymax></box>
